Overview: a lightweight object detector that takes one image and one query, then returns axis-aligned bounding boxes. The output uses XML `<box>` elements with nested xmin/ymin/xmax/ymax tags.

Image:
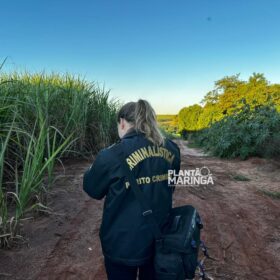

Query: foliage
<box><xmin>0</xmin><ymin>70</ymin><xmax>119</xmax><ymax>247</ymax></box>
<box><xmin>231</xmin><ymin>174</ymin><xmax>251</xmax><ymax>181</ymax></box>
<box><xmin>178</xmin><ymin>104</ymin><xmax>203</xmax><ymax>131</ymax></box>
<box><xmin>259</xmin><ymin>189</ymin><xmax>280</xmax><ymax>199</ymax></box>
<box><xmin>159</xmin><ymin>127</ymin><xmax>180</xmax><ymax>140</ymax></box>
<box><xmin>191</xmin><ymin>103</ymin><xmax>280</xmax><ymax>159</ymax></box>
<box><xmin>157</xmin><ymin>114</ymin><xmax>178</xmax><ymax>134</ymax></box>
<box><xmin>178</xmin><ymin>73</ymin><xmax>280</xmax><ymax>132</ymax></box>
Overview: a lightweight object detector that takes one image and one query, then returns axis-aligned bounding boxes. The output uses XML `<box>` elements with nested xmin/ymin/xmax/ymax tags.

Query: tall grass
<box><xmin>0</xmin><ymin>116</ymin><xmax>14</xmax><ymax>246</ymax></box>
<box><xmin>0</xmin><ymin>70</ymin><xmax>119</xmax><ymax>247</ymax></box>
<box><xmin>15</xmin><ymin>121</ymin><xmax>74</xmax><ymax>219</ymax></box>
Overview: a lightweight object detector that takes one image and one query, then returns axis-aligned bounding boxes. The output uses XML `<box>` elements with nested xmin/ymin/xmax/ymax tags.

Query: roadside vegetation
<box><xmin>2</xmin><ymin>69</ymin><xmax>279</xmax><ymax>248</ymax></box>
<box><xmin>0</xmin><ymin>70</ymin><xmax>119</xmax><ymax>247</ymax></box>
<box><xmin>258</xmin><ymin>189</ymin><xmax>280</xmax><ymax>199</ymax></box>
<box><xmin>157</xmin><ymin>115</ymin><xmax>180</xmax><ymax>139</ymax></box>
<box><xmin>177</xmin><ymin>73</ymin><xmax>280</xmax><ymax>159</ymax></box>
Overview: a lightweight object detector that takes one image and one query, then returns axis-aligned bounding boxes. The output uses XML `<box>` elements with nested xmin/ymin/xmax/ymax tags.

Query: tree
<box><xmin>178</xmin><ymin>104</ymin><xmax>203</xmax><ymax>132</ymax></box>
<box><xmin>178</xmin><ymin>73</ymin><xmax>280</xmax><ymax>133</ymax></box>
<box><xmin>200</xmin><ymin>90</ymin><xmax>219</xmax><ymax>106</ymax></box>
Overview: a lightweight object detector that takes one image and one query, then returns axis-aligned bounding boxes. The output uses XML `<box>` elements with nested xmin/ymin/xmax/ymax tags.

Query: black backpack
<box><xmin>120</xmin><ymin>144</ymin><xmax>211</xmax><ymax>280</ymax></box>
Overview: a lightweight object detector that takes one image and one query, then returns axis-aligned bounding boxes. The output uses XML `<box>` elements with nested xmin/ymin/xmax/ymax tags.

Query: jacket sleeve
<box><xmin>83</xmin><ymin>150</ymin><xmax>110</xmax><ymax>200</ymax></box>
<box><xmin>171</xmin><ymin>144</ymin><xmax>181</xmax><ymax>193</ymax></box>
<box><xmin>174</xmin><ymin>145</ymin><xmax>181</xmax><ymax>174</ymax></box>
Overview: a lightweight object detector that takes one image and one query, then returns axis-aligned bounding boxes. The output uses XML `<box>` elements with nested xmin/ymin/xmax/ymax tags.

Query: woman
<box><xmin>83</xmin><ymin>99</ymin><xmax>181</xmax><ymax>280</ymax></box>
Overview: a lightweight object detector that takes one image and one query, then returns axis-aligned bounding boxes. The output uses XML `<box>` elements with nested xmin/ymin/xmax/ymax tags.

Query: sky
<box><xmin>1</xmin><ymin>0</ymin><xmax>280</xmax><ymax>114</ymax></box>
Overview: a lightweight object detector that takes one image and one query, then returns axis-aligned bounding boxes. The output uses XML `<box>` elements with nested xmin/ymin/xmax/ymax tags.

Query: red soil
<box><xmin>0</xmin><ymin>140</ymin><xmax>279</xmax><ymax>280</ymax></box>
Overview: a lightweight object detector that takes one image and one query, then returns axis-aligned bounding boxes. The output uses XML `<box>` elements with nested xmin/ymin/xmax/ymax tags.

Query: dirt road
<box><xmin>0</xmin><ymin>140</ymin><xmax>279</xmax><ymax>280</ymax></box>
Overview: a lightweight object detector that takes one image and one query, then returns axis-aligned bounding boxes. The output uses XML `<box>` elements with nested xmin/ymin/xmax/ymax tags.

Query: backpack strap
<box><xmin>119</xmin><ymin>142</ymin><xmax>163</xmax><ymax>241</ymax></box>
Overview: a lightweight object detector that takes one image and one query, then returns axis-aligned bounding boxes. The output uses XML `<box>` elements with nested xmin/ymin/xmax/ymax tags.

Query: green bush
<box><xmin>191</xmin><ymin>103</ymin><xmax>280</xmax><ymax>159</ymax></box>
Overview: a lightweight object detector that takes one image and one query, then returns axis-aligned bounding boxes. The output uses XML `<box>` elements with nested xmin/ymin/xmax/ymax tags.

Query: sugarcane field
<box><xmin>1</xmin><ymin>1</ymin><xmax>280</xmax><ymax>280</ymax></box>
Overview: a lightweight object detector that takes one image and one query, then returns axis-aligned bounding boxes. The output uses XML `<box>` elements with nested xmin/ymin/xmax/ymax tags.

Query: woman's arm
<box><xmin>174</xmin><ymin>144</ymin><xmax>181</xmax><ymax>174</ymax></box>
<box><xmin>83</xmin><ymin>150</ymin><xmax>110</xmax><ymax>200</ymax></box>
<box><xmin>171</xmin><ymin>143</ymin><xmax>181</xmax><ymax>193</ymax></box>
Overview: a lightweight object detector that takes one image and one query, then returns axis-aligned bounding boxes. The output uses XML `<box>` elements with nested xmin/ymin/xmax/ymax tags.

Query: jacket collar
<box><xmin>122</xmin><ymin>127</ymin><xmax>144</xmax><ymax>139</ymax></box>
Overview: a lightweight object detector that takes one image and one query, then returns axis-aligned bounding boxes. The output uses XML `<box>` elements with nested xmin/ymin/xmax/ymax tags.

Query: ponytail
<box><xmin>135</xmin><ymin>99</ymin><xmax>165</xmax><ymax>146</ymax></box>
<box><xmin>117</xmin><ymin>99</ymin><xmax>165</xmax><ymax>146</ymax></box>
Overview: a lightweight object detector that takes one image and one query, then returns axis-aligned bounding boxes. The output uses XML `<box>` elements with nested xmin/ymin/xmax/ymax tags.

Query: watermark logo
<box><xmin>168</xmin><ymin>166</ymin><xmax>214</xmax><ymax>187</ymax></box>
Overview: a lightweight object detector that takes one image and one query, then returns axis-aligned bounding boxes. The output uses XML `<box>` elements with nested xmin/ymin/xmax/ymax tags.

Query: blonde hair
<box><xmin>117</xmin><ymin>99</ymin><xmax>165</xmax><ymax>146</ymax></box>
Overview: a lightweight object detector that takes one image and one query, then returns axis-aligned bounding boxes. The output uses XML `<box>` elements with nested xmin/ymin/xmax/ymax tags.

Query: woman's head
<box><xmin>117</xmin><ymin>99</ymin><xmax>165</xmax><ymax>146</ymax></box>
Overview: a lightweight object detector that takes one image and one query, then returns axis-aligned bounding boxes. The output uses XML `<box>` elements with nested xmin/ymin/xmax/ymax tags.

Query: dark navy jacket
<box><xmin>83</xmin><ymin>128</ymin><xmax>181</xmax><ymax>266</ymax></box>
